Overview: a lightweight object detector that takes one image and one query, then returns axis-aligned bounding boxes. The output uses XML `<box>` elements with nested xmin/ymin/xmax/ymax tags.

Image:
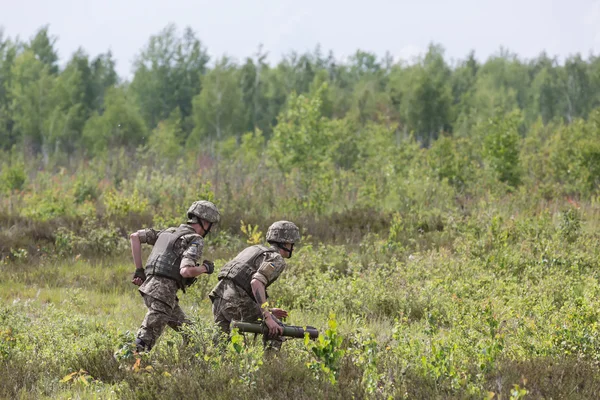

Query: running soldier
<box><xmin>130</xmin><ymin>200</ymin><xmax>220</xmax><ymax>352</ymax></box>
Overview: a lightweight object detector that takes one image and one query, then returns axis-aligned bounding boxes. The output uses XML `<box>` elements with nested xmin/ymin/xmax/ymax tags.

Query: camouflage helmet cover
<box><xmin>266</xmin><ymin>220</ymin><xmax>300</xmax><ymax>243</ymax></box>
<box><xmin>187</xmin><ymin>200</ymin><xmax>221</xmax><ymax>224</ymax></box>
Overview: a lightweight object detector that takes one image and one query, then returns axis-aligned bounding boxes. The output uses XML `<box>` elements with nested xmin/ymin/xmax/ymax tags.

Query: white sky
<box><xmin>2</xmin><ymin>0</ymin><xmax>600</xmax><ymax>80</ymax></box>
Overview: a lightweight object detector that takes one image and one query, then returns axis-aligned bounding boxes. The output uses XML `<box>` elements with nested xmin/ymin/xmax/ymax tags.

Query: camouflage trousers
<box><xmin>211</xmin><ymin>297</ymin><xmax>284</xmax><ymax>350</ymax></box>
<box><xmin>136</xmin><ymin>294</ymin><xmax>191</xmax><ymax>350</ymax></box>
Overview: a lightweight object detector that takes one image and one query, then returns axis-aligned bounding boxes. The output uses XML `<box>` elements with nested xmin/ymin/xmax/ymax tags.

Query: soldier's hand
<box><xmin>202</xmin><ymin>260</ymin><xmax>215</xmax><ymax>274</ymax></box>
<box><xmin>265</xmin><ymin>314</ymin><xmax>284</xmax><ymax>337</ymax></box>
<box><xmin>132</xmin><ymin>277</ymin><xmax>144</xmax><ymax>286</ymax></box>
<box><xmin>270</xmin><ymin>308</ymin><xmax>288</xmax><ymax>319</ymax></box>
<box><xmin>132</xmin><ymin>268</ymin><xmax>146</xmax><ymax>286</ymax></box>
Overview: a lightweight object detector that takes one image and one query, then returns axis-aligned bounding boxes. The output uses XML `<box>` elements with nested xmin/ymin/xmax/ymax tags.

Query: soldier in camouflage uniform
<box><xmin>129</xmin><ymin>200</ymin><xmax>221</xmax><ymax>352</ymax></box>
<box><xmin>209</xmin><ymin>221</ymin><xmax>301</xmax><ymax>349</ymax></box>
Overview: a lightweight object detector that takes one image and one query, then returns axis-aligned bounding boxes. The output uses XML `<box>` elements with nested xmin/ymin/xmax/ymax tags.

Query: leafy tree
<box><xmin>27</xmin><ymin>26</ymin><xmax>59</xmax><ymax>75</ymax></box>
<box><xmin>404</xmin><ymin>44</ymin><xmax>452</xmax><ymax>145</ymax></box>
<box><xmin>530</xmin><ymin>63</ymin><xmax>565</xmax><ymax>124</ymax></box>
<box><xmin>259</xmin><ymin>66</ymin><xmax>291</xmax><ymax>136</ymax></box>
<box><xmin>309</xmin><ymin>69</ymin><xmax>334</xmax><ymax>118</ymax></box>
<box><xmin>427</xmin><ymin>135</ymin><xmax>476</xmax><ymax>188</ymax></box>
<box><xmin>82</xmin><ymin>87</ymin><xmax>146</xmax><ymax>155</ymax></box>
<box><xmin>229</xmin><ymin>128</ymin><xmax>266</xmax><ymax>167</ymax></box>
<box><xmin>267</xmin><ymin>83</ymin><xmax>332</xmax><ymax>176</ymax></box>
<box><xmin>45</xmin><ymin>57</ymin><xmax>86</xmax><ymax>156</ymax></box>
<box><xmin>470</xmin><ymin>49</ymin><xmax>530</xmax><ymax>122</ymax></box>
<box><xmin>280</xmin><ymin>52</ymin><xmax>316</xmax><ymax>95</ymax></box>
<box><xmin>9</xmin><ymin>50</ymin><xmax>55</xmax><ymax>157</ymax></box>
<box><xmin>65</xmin><ymin>49</ymin><xmax>95</xmax><ymax>114</ymax></box>
<box><xmin>481</xmin><ymin>110</ymin><xmax>523</xmax><ymax>187</ymax></box>
<box><xmin>451</xmin><ymin>51</ymin><xmax>479</xmax><ymax>119</ymax></box>
<box><xmin>327</xmin><ymin>117</ymin><xmax>359</xmax><ymax>170</ymax></box>
<box><xmin>564</xmin><ymin>55</ymin><xmax>594</xmax><ymax>122</ymax></box>
<box><xmin>189</xmin><ymin>57</ymin><xmax>242</xmax><ymax>146</ymax></box>
<box><xmin>348</xmin><ymin>50</ymin><xmax>382</xmax><ymax>82</ymax></box>
<box><xmin>90</xmin><ymin>51</ymin><xmax>118</xmax><ymax>111</ymax></box>
<box><xmin>545</xmin><ymin>110</ymin><xmax>600</xmax><ymax>194</ymax></box>
<box><xmin>589</xmin><ymin>55</ymin><xmax>600</xmax><ymax>108</ymax></box>
<box><xmin>131</xmin><ymin>24</ymin><xmax>209</xmax><ymax>130</ymax></box>
<box><xmin>348</xmin><ymin>77</ymin><xmax>392</xmax><ymax>125</ymax></box>
<box><xmin>148</xmin><ymin>108</ymin><xmax>184</xmax><ymax>162</ymax></box>
<box><xmin>0</xmin><ymin>30</ymin><xmax>19</xmax><ymax>150</ymax></box>
<box><xmin>171</xmin><ymin>27</ymin><xmax>210</xmax><ymax>121</ymax></box>
<box><xmin>240</xmin><ymin>45</ymin><xmax>270</xmax><ymax>133</ymax></box>
<box><xmin>4</xmin><ymin>21</ymin><xmax>600</xmax><ymax>193</ymax></box>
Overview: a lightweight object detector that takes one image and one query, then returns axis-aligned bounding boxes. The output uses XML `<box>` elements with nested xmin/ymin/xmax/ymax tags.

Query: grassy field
<box><xmin>2</xmin><ymin>192</ymin><xmax>600</xmax><ymax>399</ymax></box>
<box><xmin>2</xmin><ymin>108</ymin><xmax>600</xmax><ymax>398</ymax></box>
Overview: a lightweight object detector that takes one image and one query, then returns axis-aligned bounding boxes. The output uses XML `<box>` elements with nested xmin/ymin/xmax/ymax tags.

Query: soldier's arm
<box><xmin>130</xmin><ymin>228</ymin><xmax>161</xmax><ymax>286</ymax></box>
<box><xmin>250</xmin><ymin>278</ymin><xmax>284</xmax><ymax>336</ymax></box>
<box><xmin>250</xmin><ymin>279</ymin><xmax>269</xmax><ymax>311</ymax></box>
<box><xmin>130</xmin><ymin>232</ymin><xmax>143</xmax><ymax>270</ymax></box>
<box><xmin>251</xmin><ymin>258</ymin><xmax>285</xmax><ymax>315</ymax></box>
<box><xmin>180</xmin><ymin>264</ymin><xmax>207</xmax><ymax>278</ymax></box>
<box><xmin>180</xmin><ymin>236</ymin><xmax>210</xmax><ymax>278</ymax></box>
<box><xmin>252</xmin><ymin>256</ymin><xmax>288</xmax><ymax>320</ymax></box>
<box><xmin>250</xmin><ymin>275</ymin><xmax>287</xmax><ymax>319</ymax></box>
<box><xmin>129</xmin><ymin>228</ymin><xmax>160</xmax><ymax>268</ymax></box>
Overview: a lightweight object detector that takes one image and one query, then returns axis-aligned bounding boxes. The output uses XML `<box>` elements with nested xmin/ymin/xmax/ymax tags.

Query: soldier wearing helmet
<box><xmin>209</xmin><ymin>220</ymin><xmax>300</xmax><ymax>349</ymax></box>
<box><xmin>129</xmin><ymin>200</ymin><xmax>221</xmax><ymax>352</ymax></box>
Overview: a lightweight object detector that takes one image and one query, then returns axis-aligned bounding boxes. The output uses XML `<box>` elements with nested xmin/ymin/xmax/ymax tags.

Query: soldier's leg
<box><xmin>135</xmin><ymin>295</ymin><xmax>174</xmax><ymax>351</ymax></box>
<box><xmin>264</xmin><ymin>336</ymin><xmax>285</xmax><ymax>351</ymax></box>
<box><xmin>167</xmin><ymin>303</ymin><xmax>192</xmax><ymax>346</ymax></box>
<box><xmin>212</xmin><ymin>297</ymin><xmax>243</xmax><ymax>347</ymax></box>
<box><xmin>212</xmin><ymin>297</ymin><xmax>235</xmax><ymax>334</ymax></box>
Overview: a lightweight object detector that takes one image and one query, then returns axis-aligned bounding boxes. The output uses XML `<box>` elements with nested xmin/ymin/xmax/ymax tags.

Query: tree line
<box><xmin>1</xmin><ymin>24</ymin><xmax>600</xmax><ymax>163</ymax></box>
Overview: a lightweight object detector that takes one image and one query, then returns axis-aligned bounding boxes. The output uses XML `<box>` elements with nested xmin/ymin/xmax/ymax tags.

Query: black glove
<box><xmin>202</xmin><ymin>260</ymin><xmax>215</xmax><ymax>274</ymax></box>
<box><xmin>133</xmin><ymin>268</ymin><xmax>146</xmax><ymax>282</ymax></box>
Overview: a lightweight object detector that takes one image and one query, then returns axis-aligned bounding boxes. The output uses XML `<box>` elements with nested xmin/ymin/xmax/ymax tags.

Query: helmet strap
<box><xmin>194</xmin><ymin>219</ymin><xmax>213</xmax><ymax>236</ymax></box>
<box><xmin>274</xmin><ymin>242</ymin><xmax>294</xmax><ymax>258</ymax></box>
<box><xmin>203</xmin><ymin>221</ymin><xmax>213</xmax><ymax>236</ymax></box>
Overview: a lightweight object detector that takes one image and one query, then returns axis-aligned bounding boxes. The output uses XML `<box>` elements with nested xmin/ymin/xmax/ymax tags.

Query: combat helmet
<box><xmin>187</xmin><ymin>200</ymin><xmax>221</xmax><ymax>228</ymax></box>
<box><xmin>267</xmin><ymin>220</ymin><xmax>300</xmax><ymax>255</ymax></box>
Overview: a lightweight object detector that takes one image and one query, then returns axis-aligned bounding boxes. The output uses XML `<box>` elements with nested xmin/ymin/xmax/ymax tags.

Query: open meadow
<box><xmin>2</xmin><ymin>127</ymin><xmax>600</xmax><ymax>399</ymax></box>
<box><xmin>2</xmin><ymin>25</ymin><xmax>600</xmax><ymax>399</ymax></box>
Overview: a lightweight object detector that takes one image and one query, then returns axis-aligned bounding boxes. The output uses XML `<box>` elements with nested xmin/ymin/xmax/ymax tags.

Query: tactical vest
<box><xmin>145</xmin><ymin>225</ymin><xmax>196</xmax><ymax>288</ymax></box>
<box><xmin>218</xmin><ymin>245</ymin><xmax>277</xmax><ymax>297</ymax></box>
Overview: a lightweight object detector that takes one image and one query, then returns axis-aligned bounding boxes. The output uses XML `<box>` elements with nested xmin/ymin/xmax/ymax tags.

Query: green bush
<box><xmin>0</xmin><ymin>162</ymin><xmax>26</xmax><ymax>193</ymax></box>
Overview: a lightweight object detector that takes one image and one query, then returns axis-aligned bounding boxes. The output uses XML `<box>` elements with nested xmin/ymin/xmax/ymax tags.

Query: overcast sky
<box><xmin>2</xmin><ymin>0</ymin><xmax>600</xmax><ymax>80</ymax></box>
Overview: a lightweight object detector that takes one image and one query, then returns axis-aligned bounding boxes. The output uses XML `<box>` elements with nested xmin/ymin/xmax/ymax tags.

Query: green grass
<box><xmin>1</xmin><ymin>153</ymin><xmax>600</xmax><ymax>398</ymax></box>
<box><xmin>2</xmin><ymin>204</ymin><xmax>600</xmax><ymax>399</ymax></box>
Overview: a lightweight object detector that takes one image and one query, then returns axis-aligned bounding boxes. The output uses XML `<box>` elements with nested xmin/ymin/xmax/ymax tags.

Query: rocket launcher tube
<box><xmin>231</xmin><ymin>320</ymin><xmax>319</xmax><ymax>339</ymax></box>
